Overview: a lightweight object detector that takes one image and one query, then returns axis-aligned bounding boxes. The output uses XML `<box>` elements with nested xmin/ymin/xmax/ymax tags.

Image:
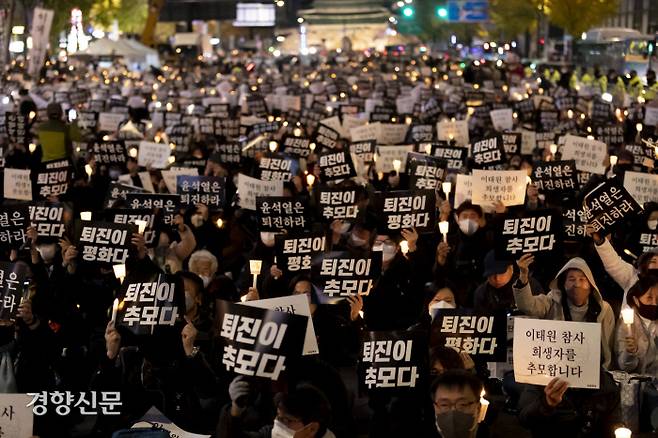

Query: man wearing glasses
<box><xmin>431</xmin><ymin>370</ymin><xmax>487</xmax><ymax>438</ymax></box>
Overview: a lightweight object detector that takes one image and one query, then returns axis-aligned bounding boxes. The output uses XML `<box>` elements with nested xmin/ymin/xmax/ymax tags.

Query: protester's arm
<box><xmin>592</xmin><ymin>235</ymin><xmax>637</xmax><ymax>292</ymax></box>
<box><xmin>513</xmin><ymin>254</ymin><xmax>552</xmax><ymax>318</ymax></box>
<box><xmin>518</xmin><ymin>378</ymin><xmax>569</xmax><ymax>426</ymax></box>
<box><xmin>616</xmin><ymin>318</ymin><xmax>641</xmax><ymax>372</ymax></box>
<box><xmin>173</xmin><ymin>218</ymin><xmax>197</xmax><ymax>261</ymax></box>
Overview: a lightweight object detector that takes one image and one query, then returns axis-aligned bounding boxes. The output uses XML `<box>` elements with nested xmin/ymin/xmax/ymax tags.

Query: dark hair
<box><xmin>637</xmin><ymin>251</ymin><xmax>658</xmax><ymax>276</ymax></box>
<box><xmin>456</xmin><ymin>200</ymin><xmax>483</xmax><ymax>218</ymax></box>
<box><xmin>175</xmin><ymin>271</ymin><xmax>204</xmax><ymax>298</ymax></box>
<box><xmin>274</xmin><ymin>384</ymin><xmax>331</xmax><ymax>434</ymax></box>
<box><xmin>430</xmin><ymin>370</ymin><xmax>483</xmax><ymax>401</ymax></box>
<box><xmin>627</xmin><ymin>270</ymin><xmax>658</xmax><ymax>307</ymax></box>
<box><xmin>429</xmin><ymin>346</ymin><xmax>465</xmax><ymax>372</ymax></box>
<box><xmin>288</xmin><ymin>274</ymin><xmax>313</xmax><ymax>293</ymax></box>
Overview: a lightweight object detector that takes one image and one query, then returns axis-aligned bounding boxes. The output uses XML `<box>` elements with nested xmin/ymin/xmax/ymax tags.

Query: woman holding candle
<box><xmin>615</xmin><ymin>271</ymin><xmax>658</xmax><ymax>375</ymax></box>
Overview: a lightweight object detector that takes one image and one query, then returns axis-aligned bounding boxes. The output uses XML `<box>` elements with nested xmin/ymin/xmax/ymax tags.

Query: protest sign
<box><xmin>116</xmin><ymin>271</ymin><xmax>183</xmax><ymax>336</ymax></box>
<box><xmin>237</xmin><ymin>174</ymin><xmax>284</xmax><ymax>211</ymax></box>
<box><xmin>281</xmin><ymin>136</ymin><xmax>312</xmax><ymax>158</ymax></box>
<box><xmin>376</xmin><ymin>123</ymin><xmax>409</xmax><ymax>145</ymax></box>
<box><xmin>177</xmin><ymin>175</ymin><xmax>225</xmax><ymax>211</ymax></box>
<box><xmin>624</xmin><ymin>144</ymin><xmax>655</xmax><ymax>169</ymax></box>
<box><xmin>531</xmin><ymin>160</ymin><xmax>577</xmax><ymax>193</ymax></box>
<box><xmin>137</xmin><ymin>141</ymin><xmax>171</xmax><ymax>169</ymax></box>
<box><xmin>256</xmin><ymin>197</ymin><xmax>307</xmax><ymax>231</ymax></box>
<box><xmin>275</xmin><ymin>232</ymin><xmax>326</xmax><ymax>274</ymax></box>
<box><xmin>406</xmin><ymin>152</ymin><xmax>446</xmax><ymax>191</ymax></box>
<box><xmin>242</xmin><ymin>294</ymin><xmax>319</xmax><ymax>356</ymax></box>
<box><xmin>472</xmin><ymin>136</ymin><xmax>506</xmax><ymax>168</ymax></box>
<box><xmin>646</xmin><ymin>106</ymin><xmax>658</xmax><ymax>127</ymax></box>
<box><xmin>216</xmin><ymin>300</ymin><xmax>307</xmax><ymax>380</ymax></box>
<box><xmin>315</xmin><ymin>124</ymin><xmax>340</xmax><ymax>149</ymax></box>
<box><xmin>409</xmin><ymin>124</ymin><xmax>434</xmax><ymax>143</ymax></box>
<box><xmin>89</xmin><ymin>140</ymin><xmax>128</xmax><ymax>170</ymax></box>
<box><xmin>563</xmin><ymin>205</ymin><xmax>588</xmax><ymax>241</ymax></box>
<box><xmin>77</xmin><ymin>110</ymin><xmax>98</xmax><ymax>131</ymax></box>
<box><xmin>350</xmin><ymin>123</ymin><xmax>379</xmax><ymax>142</ymax></box>
<box><xmin>584</xmin><ymin>180</ymin><xmax>642</xmax><ymax>234</ymax></box>
<box><xmin>258</xmin><ymin>155</ymin><xmax>297</xmax><ymax>182</ymax></box>
<box><xmin>471</xmin><ymin>170</ymin><xmax>527</xmax><ymax>207</ymax></box>
<box><xmin>246</xmin><ymin>94</ymin><xmax>269</xmax><ymax>117</ymax></box>
<box><xmin>214</xmin><ymin>142</ymin><xmax>242</xmax><ymax>165</ymax></box>
<box><xmin>454</xmin><ymin>174</ymin><xmax>473</xmax><ymax>208</ymax></box>
<box><xmin>107</xmin><ymin>209</ymin><xmax>156</xmax><ymax>246</ymax></box>
<box><xmin>319</xmin><ymin>149</ymin><xmax>356</xmax><ymax>181</ymax></box>
<box><xmin>436</xmin><ymin>119</ymin><xmax>469</xmax><ymax>146</ymax></box>
<box><xmin>594</xmin><ymin>124</ymin><xmax>624</xmax><ymax>147</ymax></box>
<box><xmin>161</xmin><ymin>167</ymin><xmax>198</xmax><ymax>194</ymax></box>
<box><xmin>360</xmin><ymin>331</ymin><xmax>425</xmax><ymax>391</ymax></box>
<box><xmin>624</xmin><ymin>171</ymin><xmax>658</xmax><ymax>206</ymax></box>
<box><xmin>132</xmin><ymin>406</ymin><xmax>209</xmax><ymax>438</ymax></box>
<box><xmin>501</xmin><ymin>132</ymin><xmax>522</xmax><ymax>155</ymax></box>
<box><xmin>317</xmin><ymin>187</ymin><xmax>360</xmax><ymax>222</ymax></box>
<box><xmin>561</xmin><ymin>134</ymin><xmax>607</xmax><ymax>175</ymax></box>
<box><xmin>0</xmin><ymin>206</ymin><xmax>28</xmax><ymax>247</ymax></box>
<box><xmin>0</xmin><ymin>262</ymin><xmax>30</xmax><ymax>321</ymax></box>
<box><xmin>433</xmin><ymin>145</ymin><xmax>467</xmax><ymax>170</ymax></box>
<box><xmin>28</xmin><ymin>203</ymin><xmax>66</xmax><ymax>241</ymax></box>
<box><xmin>513</xmin><ymin>318</ymin><xmax>601</xmax><ymax>389</ymax></box>
<box><xmin>375</xmin><ymin>145</ymin><xmax>414</xmax><ymax>173</ymax></box>
<box><xmin>431</xmin><ymin>310</ymin><xmax>507</xmax><ymax>361</ymax></box>
<box><xmin>104</xmin><ymin>182</ymin><xmax>148</xmax><ymax>209</ymax></box>
<box><xmin>350</xmin><ymin>140</ymin><xmax>376</xmax><ymax>164</ymax></box>
<box><xmin>4</xmin><ymin>112</ymin><xmax>27</xmax><ymax>146</ymax></box>
<box><xmin>4</xmin><ymin>168</ymin><xmax>32</xmax><ymax>201</ymax></box>
<box><xmin>76</xmin><ymin>221</ymin><xmax>136</xmax><ymax>264</ymax></box>
<box><xmin>0</xmin><ymin>394</ymin><xmax>33</xmax><ymax>437</ymax></box>
<box><xmin>125</xmin><ymin>193</ymin><xmax>180</xmax><ymax>228</ymax></box>
<box><xmin>34</xmin><ymin>159</ymin><xmax>71</xmax><ymax>199</ymax></box>
<box><xmin>98</xmin><ymin>112</ymin><xmax>127</xmax><ymax>132</ymax></box>
<box><xmin>490</xmin><ymin>108</ymin><xmax>513</xmax><ymax>131</ymax></box>
<box><xmin>376</xmin><ymin>190</ymin><xmax>436</xmax><ymax>233</ymax></box>
<box><xmin>312</xmin><ymin>251</ymin><xmax>382</xmax><ymax>298</ymax></box>
<box><xmin>496</xmin><ymin>211</ymin><xmax>560</xmax><ymax>257</ymax></box>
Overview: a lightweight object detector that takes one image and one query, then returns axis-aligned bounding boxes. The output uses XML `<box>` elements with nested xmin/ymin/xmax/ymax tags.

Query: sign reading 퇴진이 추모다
<box><xmin>311</xmin><ymin>251</ymin><xmax>382</xmax><ymax>299</ymax></box>
<box><xmin>513</xmin><ymin>317</ymin><xmax>601</xmax><ymax>389</ymax></box>
<box><xmin>495</xmin><ymin>211</ymin><xmax>560</xmax><ymax>258</ymax></box>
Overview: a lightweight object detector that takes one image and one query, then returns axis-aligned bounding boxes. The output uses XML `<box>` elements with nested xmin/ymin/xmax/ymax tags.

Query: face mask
<box><xmin>382</xmin><ymin>244</ymin><xmax>397</xmax><ymax>262</ymax></box>
<box><xmin>199</xmin><ymin>275</ymin><xmax>211</xmax><ymax>288</ymax></box>
<box><xmin>260</xmin><ymin>232</ymin><xmax>276</xmax><ymax>247</ymax></box>
<box><xmin>435</xmin><ymin>411</ymin><xmax>478</xmax><ymax>438</ymax></box>
<box><xmin>428</xmin><ymin>300</ymin><xmax>456</xmax><ymax>318</ymax></box>
<box><xmin>649</xmin><ymin>220</ymin><xmax>658</xmax><ymax>231</ymax></box>
<box><xmin>191</xmin><ymin>214</ymin><xmax>205</xmax><ymax>228</ymax></box>
<box><xmin>349</xmin><ymin>234</ymin><xmax>368</xmax><ymax>248</ymax></box>
<box><xmin>458</xmin><ymin>218</ymin><xmax>479</xmax><ymax>236</ymax></box>
<box><xmin>637</xmin><ymin>301</ymin><xmax>658</xmax><ymax>320</ymax></box>
<box><xmin>37</xmin><ymin>244</ymin><xmax>57</xmax><ymax>262</ymax></box>
<box><xmin>185</xmin><ymin>292</ymin><xmax>195</xmax><ymax>313</ymax></box>
<box><xmin>271</xmin><ymin>419</ymin><xmax>296</xmax><ymax>438</ymax></box>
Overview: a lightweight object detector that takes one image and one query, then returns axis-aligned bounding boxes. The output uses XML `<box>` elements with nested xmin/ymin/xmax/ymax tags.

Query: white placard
<box><xmin>237</xmin><ymin>173</ymin><xmax>284</xmax><ymax>210</ymax></box>
<box><xmin>520</xmin><ymin>129</ymin><xmax>536</xmax><ymax>155</ymax></box>
<box><xmin>161</xmin><ymin>167</ymin><xmax>198</xmax><ymax>194</ymax></box>
<box><xmin>137</xmin><ymin>141</ymin><xmax>171</xmax><ymax>169</ymax></box>
<box><xmin>350</xmin><ymin>123</ymin><xmax>378</xmax><ymax>142</ymax></box>
<box><xmin>436</xmin><ymin>120</ymin><xmax>469</xmax><ymax>146</ymax></box>
<box><xmin>376</xmin><ymin>123</ymin><xmax>409</xmax><ymax>145</ymax></box>
<box><xmin>645</xmin><ymin>106</ymin><xmax>658</xmax><ymax>128</ymax></box>
<box><xmin>28</xmin><ymin>8</ymin><xmax>53</xmax><ymax>78</ymax></box>
<box><xmin>624</xmin><ymin>171</ymin><xmax>658</xmax><ymax>206</ymax></box>
<box><xmin>0</xmin><ymin>394</ymin><xmax>33</xmax><ymax>437</ymax></box>
<box><xmin>343</xmin><ymin>114</ymin><xmax>367</xmax><ymax>135</ymax></box>
<box><xmin>241</xmin><ymin>294</ymin><xmax>319</xmax><ymax>355</ymax></box>
<box><xmin>490</xmin><ymin>108</ymin><xmax>514</xmax><ymax>132</ymax></box>
<box><xmin>133</xmin><ymin>406</ymin><xmax>209</xmax><ymax>438</ymax></box>
<box><xmin>513</xmin><ymin>318</ymin><xmax>601</xmax><ymax>389</ymax></box>
<box><xmin>561</xmin><ymin>134</ymin><xmax>607</xmax><ymax>175</ymax></box>
<box><xmin>280</xmin><ymin>95</ymin><xmax>301</xmax><ymax>112</ymax></box>
<box><xmin>454</xmin><ymin>174</ymin><xmax>472</xmax><ymax>208</ymax></box>
<box><xmin>98</xmin><ymin>112</ymin><xmax>127</xmax><ymax>132</ymax></box>
<box><xmin>4</xmin><ymin>168</ymin><xmax>32</xmax><ymax>201</ymax></box>
<box><xmin>471</xmin><ymin>169</ymin><xmax>527</xmax><ymax>207</ymax></box>
<box><xmin>375</xmin><ymin>145</ymin><xmax>414</xmax><ymax>173</ymax></box>
<box><xmin>138</xmin><ymin>171</ymin><xmax>155</xmax><ymax>192</ymax></box>
<box><xmin>396</xmin><ymin>95</ymin><xmax>416</xmax><ymax>114</ymax></box>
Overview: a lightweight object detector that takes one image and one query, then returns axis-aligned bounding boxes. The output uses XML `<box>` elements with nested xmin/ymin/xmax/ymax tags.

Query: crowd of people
<box><xmin>2</xmin><ymin>47</ymin><xmax>658</xmax><ymax>438</ymax></box>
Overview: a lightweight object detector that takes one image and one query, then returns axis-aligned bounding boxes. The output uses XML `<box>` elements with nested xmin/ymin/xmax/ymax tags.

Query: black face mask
<box><xmin>637</xmin><ymin>301</ymin><xmax>658</xmax><ymax>320</ymax></box>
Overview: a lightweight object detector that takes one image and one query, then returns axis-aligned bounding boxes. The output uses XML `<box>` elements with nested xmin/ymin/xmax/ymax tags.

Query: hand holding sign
<box><xmin>105</xmin><ymin>320</ymin><xmax>121</xmax><ymax>360</ymax></box>
<box><xmin>181</xmin><ymin>316</ymin><xmax>198</xmax><ymax>356</ymax></box>
<box><xmin>517</xmin><ymin>254</ymin><xmax>534</xmax><ymax>285</ymax></box>
<box><xmin>544</xmin><ymin>377</ymin><xmax>569</xmax><ymax>408</ymax></box>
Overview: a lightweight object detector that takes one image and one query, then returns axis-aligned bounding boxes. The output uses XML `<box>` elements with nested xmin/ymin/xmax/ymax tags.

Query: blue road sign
<box><xmin>447</xmin><ymin>0</ymin><xmax>489</xmax><ymax>22</ymax></box>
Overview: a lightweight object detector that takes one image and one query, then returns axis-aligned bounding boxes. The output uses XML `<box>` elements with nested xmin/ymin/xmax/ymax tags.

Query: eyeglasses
<box><xmin>433</xmin><ymin>399</ymin><xmax>478</xmax><ymax>413</ymax></box>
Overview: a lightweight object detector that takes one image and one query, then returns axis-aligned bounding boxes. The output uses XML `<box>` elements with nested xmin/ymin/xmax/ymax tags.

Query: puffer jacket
<box><xmin>513</xmin><ymin>257</ymin><xmax>616</xmax><ymax>369</ymax></box>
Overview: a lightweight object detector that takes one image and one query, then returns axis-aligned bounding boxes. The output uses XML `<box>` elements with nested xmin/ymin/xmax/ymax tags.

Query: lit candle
<box><xmin>168</xmin><ymin>156</ymin><xmax>176</xmax><ymax>164</ymax></box>
<box><xmin>526</xmin><ymin>176</ymin><xmax>532</xmax><ymax>185</ymax></box>
<box><xmin>614</xmin><ymin>427</ymin><xmax>632</xmax><ymax>438</ymax></box>
<box><xmin>400</xmin><ymin>240</ymin><xmax>409</xmax><ymax>255</ymax></box>
<box><xmin>28</xmin><ymin>143</ymin><xmax>36</xmax><ymax>153</ymax></box>
<box><xmin>425</xmin><ymin>143</ymin><xmax>432</xmax><ymax>155</ymax></box>
<box><xmin>621</xmin><ymin>308</ymin><xmax>634</xmax><ymax>326</ymax></box>
<box><xmin>85</xmin><ymin>164</ymin><xmax>93</xmax><ymax>177</ymax></box>
<box><xmin>442</xmin><ymin>182</ymin><xmax>452</xmax><ymax>198</ymax></box>
<box><xmin>80</xmin><ymin>211</ymin><xmax>92</xmax><ymax>221</ymax></box>
<box><xmin>306</xmin><ymin>173</ymin><xmax>316</xmax><ymax>188</ymax></box>
<box><xmin>478</xmin><ymin>390</ymin><xmax>489</xmax><ymax>423</ymax></box>
<box><xmin>269</xmin><ymin>141</ymin><xmax>278</xmax><ymax>153</ymax></box>
<box><xmin>309</xmin><ymin>142</ymin><xmax>316</xmax><ymax>153</ymax></box>
<box><xmin>134</xmin><ymin>220</ymin><xmax>148</xmax><ymax>234</ymax></box>
<box><xmin>111</xmin><ymin>298</ymin><xmax>119</xmax><ymax>323</ymax></box>
<box><xmin>112</xmin><ymin>264</ymin><xmax>126</xmax><ymax>284</ymax></box>
<box><xmin>637</xmin><ymin>123</ymin><xmax>643</xmax><ymax>133</ymax></box>
<box><xmin>392</xmin><ymin>159</ymin><xmax>401</xmax><ymax>173</ymax></box>
<box><xmin>610</xmin><ymin>155</ymin><xmax>618</xmax><ymax>166</ymax></box>
<box><xmin>439</xmin><ymin>221</ymin><xmax>449</xmax><ymax>243</ymax></box>
<box><xmin>549</xmin><ymin>144</ymin><xmax>558</xmax><ymax>155</ymax></box>
<box><xmin>215</xmin><ymin>218</ymin><xmax>224</xmax><ymax>228</ymax></box>
<box><xmin>249</xmin><ymin>260</ymin><xmax>262</xmax><ymax>289</ymax></box>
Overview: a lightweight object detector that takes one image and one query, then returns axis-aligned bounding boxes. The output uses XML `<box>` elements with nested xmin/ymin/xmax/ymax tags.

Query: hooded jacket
<box><xmin>513</xmin><ymin>257</ymin><xmax>616</xmax><ymax>369</ymax></box>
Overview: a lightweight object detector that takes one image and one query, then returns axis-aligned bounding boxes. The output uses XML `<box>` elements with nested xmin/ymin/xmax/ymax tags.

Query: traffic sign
<box><xmin>446</xmin><ymin>0</ymin><xmax>489</xmax><ymax>22</ymax></box>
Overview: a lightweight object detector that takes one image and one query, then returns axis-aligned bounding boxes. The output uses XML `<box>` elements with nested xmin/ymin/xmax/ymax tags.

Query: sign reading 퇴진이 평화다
<box><xmin>75</xmin><ymin>221</ymin><xmax>136</xmax><ymax>265</ymax></box>
<box><xmin>375</xmin><ymin>190</ymin><xmax>436</xmax><ymax>234</ymax></box>
<box><xmin>258</xmin><ymin>154</ymin><xmax>297</xmax><ymax>182</ymax></box>
<box><xmin>317</xmin><ymin>187</ymin><xmax>360</xmax><ymax>222</ymax></box>
<box><xmin>215</xmin><ymin>300</ymin><xmax>307</xmax><ymax>381</ymax></box>
<box><xmin>106</xmin><ymin>208</ymin><xmax>156</xmax><ymax>247</ymax></box>
<box><xmin>433</xmin><ymin>145</ymin><xmax>467</xmax><ymax>170</ymax></box>
<box><xmin>495</xmin><ymin>211</ymin><xmax>560</xmax><ymax>258</ymax></box>
<box><xmin>360</xmin><ymin>330</ymin><xmax>426</xmax><ymax>391</ymax></box>
<box><xmin>431</xmin><ymin>310</ymin><xmax>507</xmax><ymax>361</ymax></box>
<box><xmin>116</xmin><ymin>271</ymin><xmax>183</xmax><ymax>336</ymax></box>
<box><xmin>275</xmin><ymin>232</ymin><xmax>326</xmax><ymax>274</ymax></box>
<box><xmin>513</xmin><ymin>318</ymin><xmax>601</xmax><ymax>389</ymax></box>
<box><xmin>311</xmin><ymin>251</ymin><xmax>382</xmax><ymax>299</ymax></box>
<box><xmin>584</xmin><ymin>179</ymin><xmax>642</xmax><ymax>235</ymax></box>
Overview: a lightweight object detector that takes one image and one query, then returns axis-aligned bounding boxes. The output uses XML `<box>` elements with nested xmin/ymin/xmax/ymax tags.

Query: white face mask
<box><xmin>649</xmin><ymin>219</ymin><xmax>658</xmax><ymax>231</ymax></box>
<box><xmin>382</xmin><ymin>244</ymin><xmax>397</xmax><ymax>262</ymax></box>
<box><xmin>37</xmin><ymin>244</ymin><xmax>57</xmax><ymax>262</ymax></box>
<box><xmin>191</xmin><ymin>214</ymin><xmax>205</xmax><ymax>228</ymax></box>
<box><xmin>260</xmin><ymin>232</ymin><xmax>276</xmax><ymax>247</ymax></box>
<box><xmin>199</xmin><ymin>275</ymin><xmax>211</xmax><ymax>288</ymax></box>
<box><xmin>428</xmin><ymin>300</ymin><xmax>456</xmax><ymax>317</ymax></box>
<box><xmin>458</xmin><ymin>218</ymin><xmax>479</xmax><ymax>236</ymax></box>
<box><xmin>271</xmin><ymin>419</ymin><xmax>296</xmax><ymax>438</ymax></box>
<box><xmin>349</xmin><ymin>233</ymin><xmax>368</xmax><ymax>248</ymax></box>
